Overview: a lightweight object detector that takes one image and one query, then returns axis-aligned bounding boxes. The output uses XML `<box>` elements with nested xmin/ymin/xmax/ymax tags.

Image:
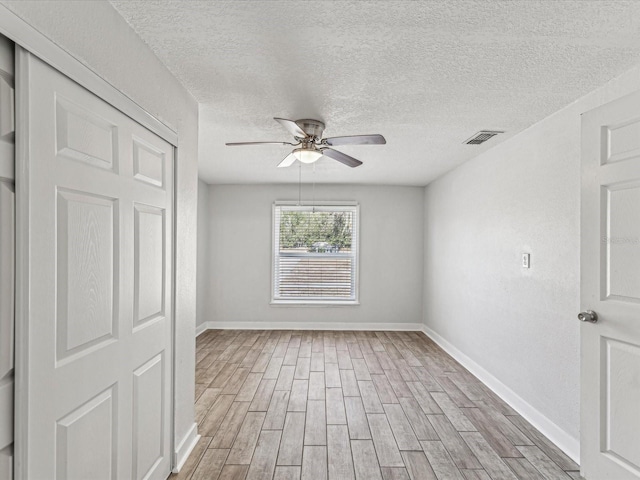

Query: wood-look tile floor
<box><xmin>173</xmin><ymin>330</ymin><xmax>582</xmax><ymax>480</ymax></box>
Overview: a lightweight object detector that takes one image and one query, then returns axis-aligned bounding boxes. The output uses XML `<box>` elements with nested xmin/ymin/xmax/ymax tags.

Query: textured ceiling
<box><xmin>110</xmin><ymin>0</ymin><xmax>640</xmax><ymax>186</ymax></box>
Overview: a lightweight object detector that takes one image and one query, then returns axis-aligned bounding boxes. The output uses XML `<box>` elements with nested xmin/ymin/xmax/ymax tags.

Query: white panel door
<box><xmin>581</xmin><ymin>89</ymin><xmax>640</xmax><ymax>479</ymax></box>
<box><xmin>16</xmin><ymin>49</ymin><xmax>173</xmax><ymax>479</ymax></box>
<box><xmin>0</xmin><ymin>34</ymin><xmax>14</xmax><ymax>480</ymax></box>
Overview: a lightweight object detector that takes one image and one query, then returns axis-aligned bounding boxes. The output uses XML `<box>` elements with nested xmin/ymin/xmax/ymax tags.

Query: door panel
<box><xmin>602</xmin><ymin>338</ymin><xmax>640</xmax><ymax>470</ymax></box>
<box><xmin>56</xmin><ymin>189</ymin><xmax>117</xmax><ymax>361</ymax></box>
<box><xmin>55</xmin><ymin>387</ymin><xmax>116</xmax><ymax>480</ymax></box>
<box><xmin>0</xmin><ymin>33</ymin><xmax>14</xmax><ymax>480</ymax></box>
<box><xmin>604</xmin><ymin>183</ymin><xmax>640</xmax><ymax>301</ymax></box>
<box><xmin>134</xmin><ymin>203</ymin><xmax>165</xmax><ymax>328</ymax></box>
<box><xmin>17</xmin><ymin>48</ymin><xmax>173</xmax><ymax>479</ymax></box>
<box><xmin>133</xmin><ymin>137</ymin><xmax>164</xmax><ymax>188</ymax></box>
<box><xmin>55</xmin><ymin>95</ymin><xmax>119</xmax><ymax>172</ymax></box>
<box><xmin>581</xmin><ymin>90</ymin><xmax>640</xmax><ymax>479</ymax></box>
<box><xmin>604</xmin><ymin>117</ymin><xmax>640</xmax><ymax>164</ymax></box>
<box><xmin>132</xmin><ymin>354</ymin><xmax>164</xmax><ymax>480</ymax></box>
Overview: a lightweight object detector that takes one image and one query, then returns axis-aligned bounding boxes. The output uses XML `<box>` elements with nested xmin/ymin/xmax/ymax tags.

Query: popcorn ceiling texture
<box><xmin>109</xmin><ymin>0</ymin><xmax>640</xmax><ymax>185</ymax></box>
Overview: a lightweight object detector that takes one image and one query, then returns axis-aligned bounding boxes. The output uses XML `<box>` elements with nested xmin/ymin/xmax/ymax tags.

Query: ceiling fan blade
<box><xmin>274</xmin><ymin>117</ymin><xmax>308</xmax><ymax>139</ymax></box>
<box><xmin>277</xmin><ymin>153</ymin><xmax>297</xmax><ymax>168</ymax></box>
<box><xmin>321</xmin><ymin>148</ymin><xmax>363</xmax><ymax>168</ymax></box>
<box><xmin>225</xmin><ymin>141</ymin><xmax>294</xmax><ymax>146</ymax></box>
<box><xmin>324</xmin><ymin>134</ymin><xmax>386</xmax><ymax>146</ymax></box>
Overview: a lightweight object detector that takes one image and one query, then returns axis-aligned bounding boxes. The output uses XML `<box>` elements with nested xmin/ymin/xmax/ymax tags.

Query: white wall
<box><xmin>0</xmin><ymin>0</ymin><xmax>199</xmax><ymax>465</ymax></box>
<box><xmin>205</xmin><ymin>184</ymin><xmax>424</xmax><ymax>328</ymax></box>
<box><xmin>197</xmin><ymin>179</ymin><xmax>210</xmax><ymax>331</ymax></box>
<box><xmin>423</xmin><ymin>62</ymin><xmax>640</xmax><ymax>460</ymax></box>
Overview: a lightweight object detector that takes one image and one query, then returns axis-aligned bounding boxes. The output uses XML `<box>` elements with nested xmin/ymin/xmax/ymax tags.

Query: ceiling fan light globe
<box><xmin>293</xmin><ymin>148</ymin><xmax>322</xmax><ymax>164</ymax></box>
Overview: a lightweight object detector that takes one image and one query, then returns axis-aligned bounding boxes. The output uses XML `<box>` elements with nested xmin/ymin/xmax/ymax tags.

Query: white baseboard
<box><xmin>421</xmin><ymin>324</ymin><xmax>580</xmax><ymax>464</ymax></box>
<box><xmin>195</xmin><ymin>321</ymin><xmax>208</xmax><ymax>337</ymax></box>
<box><xmin>197</xmin><ymin>321</ymin><xmax>424</xmax><ymax>332</ymax></box>
<box><xmin>173</xmin><ymin>422</ymin><xmax>200</xmax><ymax>473</ymax></box>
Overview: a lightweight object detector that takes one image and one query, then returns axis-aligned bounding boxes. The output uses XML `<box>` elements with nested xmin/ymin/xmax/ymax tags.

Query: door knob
<box><xmin>578</xmin><ymin>310</ymin><xmax>598</xmax><ymax>323</ymax></box>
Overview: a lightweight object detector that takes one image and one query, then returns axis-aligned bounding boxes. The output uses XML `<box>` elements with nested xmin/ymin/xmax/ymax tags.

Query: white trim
<box><xmin>275</xmin><ymin>200</ymin><xmax>359</xmax><ymax>207</ymax></box>
<box><xmin>270</xmin><ymin>300</ymin><xmax>360</xmax><ymax>307</ymax></box>
<box><xmin>13</xmin><ymin>44</ymin><xmax>30</xmax><ymax>479</ymax></box>
<box><xmin>172</xmin><ymin>422</ymin><xmax>200</xmax><ymax>473</ymax></box>
<box><xmin>195</xmin><ymin>321</ymin><xmax>208</xmax><ymax>337</ymax></box>
<box><xmin>0</xmin><ymin>5</ymin><xmax>178</xmax><ymax>145</ymax></box>
<box><xmin>197</xmin><ymin>321</ymin><xmax>424</xmax><ymax>331</ymax></box>
<box><xmin>421</xmin><ymin>324</ymin><xmax>580</xmax><ymax>464</ymax></box>
<box><xmin>169</xmin><ymin>145</ymin><xmax>178</xmax><ymax>472</ymax></box>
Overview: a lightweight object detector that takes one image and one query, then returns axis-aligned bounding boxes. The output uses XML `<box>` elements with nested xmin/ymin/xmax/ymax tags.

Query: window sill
<box><xmin>270</xmin><ymin>300</ymin><xmax>360</xmax><ymax>307</ymax></box>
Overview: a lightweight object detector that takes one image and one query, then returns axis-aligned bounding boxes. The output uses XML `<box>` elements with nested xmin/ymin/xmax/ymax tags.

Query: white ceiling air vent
<box><xmin>464</xmin><ymin>130</ymin><xmax>504</xmax><ymax>145</ymax></box>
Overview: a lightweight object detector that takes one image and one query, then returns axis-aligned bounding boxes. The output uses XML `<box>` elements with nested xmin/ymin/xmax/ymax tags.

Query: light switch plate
<box><xmin>522</xmin><ymin>253</ymin><xmax>531</xmax><ymax>269</ymax></box>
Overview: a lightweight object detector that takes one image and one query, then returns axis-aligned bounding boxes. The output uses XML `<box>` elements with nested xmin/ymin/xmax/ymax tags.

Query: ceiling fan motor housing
<box><xmin>296</xmin><ymin>119</ymin><xmax>325</xmax><ymax>139</ymax></box>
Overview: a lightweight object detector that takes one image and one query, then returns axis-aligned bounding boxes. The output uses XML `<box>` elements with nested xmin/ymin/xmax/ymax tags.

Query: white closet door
<box><xmin>16</xmin><ymin>48</ymin><xmax>173</xmax><ymax>480</ymax></box>
<box><xmin>0</xmin><ymin>34</ymin><xmax>14</xmax><ymax>480</ymax></box>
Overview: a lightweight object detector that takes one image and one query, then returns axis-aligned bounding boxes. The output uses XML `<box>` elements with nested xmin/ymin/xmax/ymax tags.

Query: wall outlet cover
<box><xmin>522</xmin><ymin>253</ymin><xmax>531</xmax><ymax>268</ymax></box>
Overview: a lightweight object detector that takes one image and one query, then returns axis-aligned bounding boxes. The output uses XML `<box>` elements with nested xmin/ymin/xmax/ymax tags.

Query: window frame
<box><xmin>271</xmin><ymin>201</ymin><xmax>360</xmax><ymax>306</ymax></box>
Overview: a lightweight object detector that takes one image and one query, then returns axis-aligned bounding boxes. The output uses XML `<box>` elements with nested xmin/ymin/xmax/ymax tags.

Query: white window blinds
<box><xmin>273</xmin><ymin>204</ymin><xmax>358</xmax><ymax>303</ymax></box>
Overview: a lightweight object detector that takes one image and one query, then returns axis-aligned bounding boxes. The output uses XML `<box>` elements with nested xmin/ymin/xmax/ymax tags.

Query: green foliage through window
<box><xmin>279</xmin><ymin>211</ymin><xmax>353</xmax><ymax>251</ymax></box>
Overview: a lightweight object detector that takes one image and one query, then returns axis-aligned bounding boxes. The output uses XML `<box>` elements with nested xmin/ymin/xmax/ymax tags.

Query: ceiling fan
<box><xmin>225</xmin><ymin>118</ymin><xmax>386</xmax><ymax>168</ymax></box>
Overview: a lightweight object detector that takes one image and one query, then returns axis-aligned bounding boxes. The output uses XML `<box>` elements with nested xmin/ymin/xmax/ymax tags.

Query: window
<box><xmin>272</xmin><ymin>203</ymin><xmax>359</xmax><ymax>304</ymax></box>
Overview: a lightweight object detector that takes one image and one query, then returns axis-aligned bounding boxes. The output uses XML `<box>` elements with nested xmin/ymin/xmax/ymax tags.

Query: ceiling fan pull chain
<box><xmin>298</xmin><ymin>162</ymin><xmax>302</xmax><ymax>206</ymax></box>
<box><xmin>312</xmin><ymin>163</ymin><xmax>316</xmax><ymax>213</ymax></box>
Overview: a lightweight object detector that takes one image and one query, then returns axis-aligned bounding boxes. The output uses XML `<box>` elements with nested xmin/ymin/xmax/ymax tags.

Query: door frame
<box><xmin>0</xmin><ymin>6</ymin><xmax>180</xmax><ymax>476</ymax></box>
